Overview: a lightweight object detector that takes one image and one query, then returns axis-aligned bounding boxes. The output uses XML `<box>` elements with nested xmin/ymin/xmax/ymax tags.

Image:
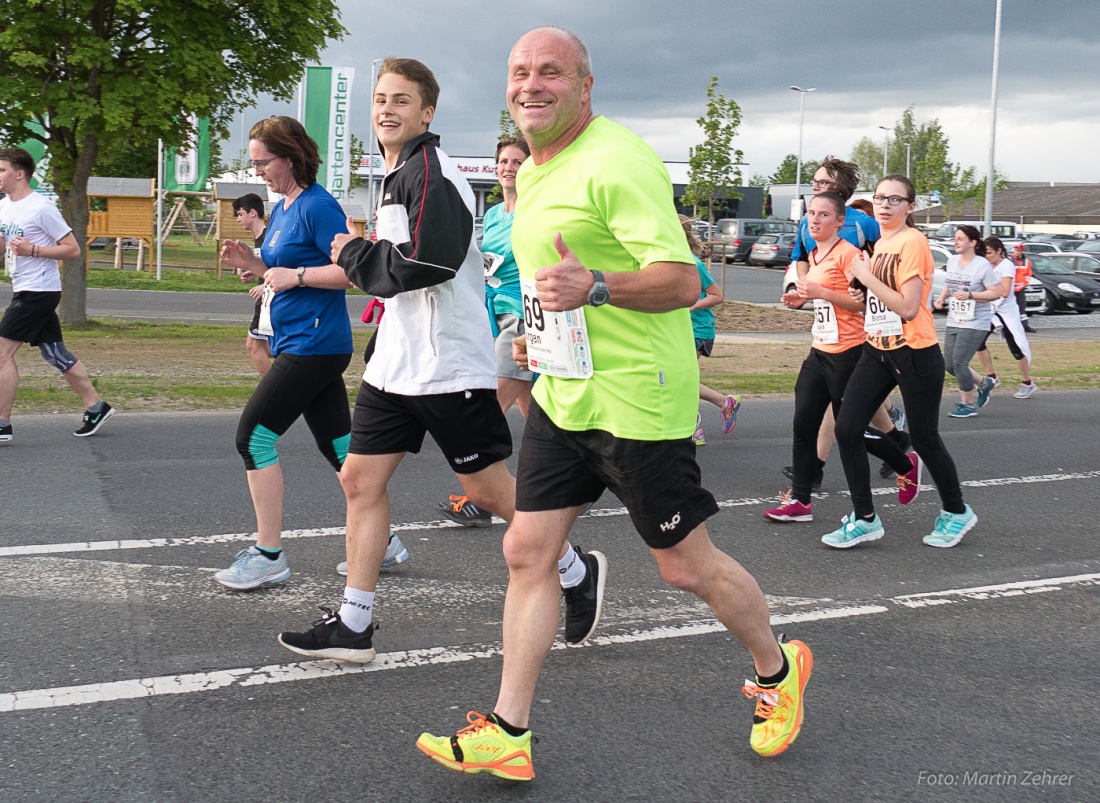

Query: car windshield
<box><xmin>1030</xmin><ymin>255</ymin><xmax>1074</xmax><ymax>275</ymax></box>
<box><xmin>756</xmin><ymin>235</ymin><xmax>777</xmax><ymax>244</ymax></box>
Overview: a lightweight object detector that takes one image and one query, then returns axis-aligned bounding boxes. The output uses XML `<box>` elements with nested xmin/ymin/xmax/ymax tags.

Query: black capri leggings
<box><xmin>790</xmin><ymin>346</ymin><xmax>911</xmax><ymax>504</ymax></box>
<box><xmin>975</xmin><ymin>314</ymin><xmax>1026</xmax><ymax>361</ymax></box>
<box><xmin>834</xmin><ymin>343</ymin><xmax>966</xmax><ymax>519</ymax></box>
<box><xmin>235</xmin><ymin>351</ymin><xmax>352</xmax><ymax>472</ymax></box>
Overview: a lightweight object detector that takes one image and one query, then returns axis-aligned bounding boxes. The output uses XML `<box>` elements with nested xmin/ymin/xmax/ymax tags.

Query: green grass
<box><xmin>62</xmin><ymin>319</ymin><xmax>252</xmax><ymax>340</ymax></box>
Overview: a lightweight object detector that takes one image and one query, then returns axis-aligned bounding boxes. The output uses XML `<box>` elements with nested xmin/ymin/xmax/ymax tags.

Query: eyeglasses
<box><xmin>250</xmin><ymin>158</ymin><xmax>277</xmax><ymax>169</ymax></box>
<box><xmin>810</xmin><ymin>179</ymin><xmax>833</xmax><ymax>188</ymax></box>
<box><xmin>871</xmin><ymin>194</ymin><xmax>912</xmax><ymax>207</ymax></box>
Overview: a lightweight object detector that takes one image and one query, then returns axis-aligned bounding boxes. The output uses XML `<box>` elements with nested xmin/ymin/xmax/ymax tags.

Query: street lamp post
<box><xmin>367</xmin><ymin>58</ymin><xmax>384</xmax><ymax>229</ymax></box>
<box><xmin>984</xmin><ymin>0</ymin><xmax>1003</xmax><ymax>237</ymax></box>
<box><xmin>878</xmin><ymin>125</ymin><xmax>890</xmax><ymax>179</ymax></box>
<box><xmin>790</xmin><ymin>86</ymin><xmax>816</xmax><ymax>219</ymax></box>
<box><xmin>904</xmin><ymin>142</ymin><xmax>912</xmax><ymax>177</ymax></box>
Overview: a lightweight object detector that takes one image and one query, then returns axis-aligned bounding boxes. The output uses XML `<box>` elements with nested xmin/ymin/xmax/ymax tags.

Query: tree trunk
<box><xmin>57</xmin><ymin>137</ymin><xmax>98</xmax><ymax>326</ymax></box>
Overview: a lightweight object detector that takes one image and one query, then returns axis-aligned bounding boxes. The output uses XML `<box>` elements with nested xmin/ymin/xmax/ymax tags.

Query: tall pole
<box><xmin>367</xmin><ymin>58</ymin><xmax>384</xmax><ymax>230</ymax></box>
<box><xmin>790</xmin><ymin>86</ymin><xmax>816</xmax><ymax>220</ymax></box>
<box><xmin>984</xmin><ymin>0</ymin><xmax>1003</xmax><ymax>237</ymax></box>
<box><xmin>156</xmin><ymin>139</ymin><xmax>163</xmax><ymax>281</ymax></box>
<box><xmin>905</xmin><ymin>142</ymin><xmax>912</xmax><ymax>177</ymax></box>
<box><xmin>878</xmin><ymin>125</ymin><xmax>890</xmax><ymax>179</ymax></box>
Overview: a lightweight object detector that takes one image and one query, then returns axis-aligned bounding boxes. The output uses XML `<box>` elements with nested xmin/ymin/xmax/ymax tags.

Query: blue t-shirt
<box><xmin>262</xmin><ymin>183</ymin><xmax>353</xmax><ymax>357</ymax></box>
<box><xmin>481</xmin><ymin>201</ymin><xmax>522</xmax><ymax>319</ymax></box>
<box><xmin>791</xmin><ymin>204</ymin><xmax>880</xmax><ymax>262</ymax></box>
<box><xmin>690</xmin><ymin>257</ymin><xmax>717</xmax><ymax>340</ymax></box>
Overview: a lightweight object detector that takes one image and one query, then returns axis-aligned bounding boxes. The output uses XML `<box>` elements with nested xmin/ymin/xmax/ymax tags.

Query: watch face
<box><xmin>589</xmin><ymin>284</ymin><xmax>610</xmax><ymax>306</ymax></box>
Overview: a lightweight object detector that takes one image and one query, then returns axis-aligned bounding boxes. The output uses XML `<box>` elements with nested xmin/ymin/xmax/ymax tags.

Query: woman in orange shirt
<box><xmin>765</xmin><ymin>193</ymin><xmax>912</xmax><ymax>522</ymax></box>
<box><xmin>823</xmin><ymin>176</ymin><xmax>976</xmax><ymax>549</ymax></box>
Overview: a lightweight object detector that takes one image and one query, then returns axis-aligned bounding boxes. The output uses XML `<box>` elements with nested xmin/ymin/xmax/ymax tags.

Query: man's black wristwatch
<box><xmin>587</xmin><ymin>270</ymin><xmax>610</xmax><ymax>307</ymax></box>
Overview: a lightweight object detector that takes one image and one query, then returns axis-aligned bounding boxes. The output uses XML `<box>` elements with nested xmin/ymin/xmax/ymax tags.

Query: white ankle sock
<box><xmin>558</xmin><ymin>543</ymin><xmax>587</xmax><ymax>589</ymax></box>
<box><xmin>339</xmin><ymin>586</ymin><xmax>375</xmax><ymax>633</ymax></box>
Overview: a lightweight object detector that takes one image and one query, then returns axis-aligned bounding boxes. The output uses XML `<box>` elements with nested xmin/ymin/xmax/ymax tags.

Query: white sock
<box><xmin>338</xmin><ymin>586</ymin><xmax>375</xmax><ymax>633</ymax></box>
<box><xmin>558</xmin><ymin>543</ymin><xmax>588</xmax><ymax>589</ymax></box>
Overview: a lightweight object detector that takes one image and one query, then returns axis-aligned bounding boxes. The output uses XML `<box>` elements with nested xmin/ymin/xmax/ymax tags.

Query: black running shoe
<box><xmin>74</xmin><ymin>403</ymin><xmax>114</xmax><ymax>437</ymax></box>
<box><xmin>436</xmin><ymin>495</ymin><xmax>494</xmax><ymax>527</ymax></box>
<box><xmin>0</xmin><ymin>423</ymin><xmax>11</xmax><ymax>443</ymax></box>
<box><xmin>563</xmin><ymin>547</ymin><xmax>607</xmax><ymax>645</ymax></box>
<box><xmin>781</xmin><ymin>465</ymin><xmax>823</xmax><ymax>492</ymax></box>
<box><xmin>278</xmin><ymin>606</ymin><xmax>377</xmax><ymax>663</ymax></box>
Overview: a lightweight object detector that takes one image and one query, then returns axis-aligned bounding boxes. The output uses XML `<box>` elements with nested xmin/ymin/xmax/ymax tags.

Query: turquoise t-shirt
<box><xmin>512</xmin><ymin>116</ymin><xmax>698</xmax><ymax>441</ymax></box>
<box><xmin>690</xmin><ymin>258</ymin><xmax>716</xmax><ymax>340</ymax></box>
<box><xmin>481</xmin><ymin>201</ymin><xmax>522</xmax><ymax>320</ymax></box>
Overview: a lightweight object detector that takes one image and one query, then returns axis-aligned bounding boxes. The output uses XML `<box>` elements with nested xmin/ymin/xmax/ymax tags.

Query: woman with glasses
<box><xmin>765</xmin><ymin>193</ymin><xmax>911</xmax><ymax>523</ymax></box>
<box><xmin>823</xmin><ymin>175</ymin><xmax>976</xmax><ymax>549</ymax></box>
<box><xmin>214</xmin><ymin>115</ymin><xmax>362</xmax><ymax>590</ymax></box>
<box><xmin>972</xmin><ymin>237</ymin><xmax>1036</xmax><ymax>399</ymax></box>
<box><xmin>931</xmin><ymin>225</ymin><xmax>1001</xmax><ymax>418</ymax></box>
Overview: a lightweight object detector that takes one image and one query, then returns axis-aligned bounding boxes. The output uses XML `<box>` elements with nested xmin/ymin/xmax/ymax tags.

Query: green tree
<box><xmin>850</xmin><ymin>137</ymin><xmax>885</xmax><ymax>190</ymax></box>
<box><xmin>349</xmin><ymin>134</ymin><xmax>367</xmax><ymax>192</ymax></box>
<box><xmin>767</xmin><ymin>153</ymin><xmax>821</xmax><ymax>187</ymax></box>
<box><xmin>682</xmin><ymin>76</ymin><xmax>743</xmax><ymax>226</ymax></box>
<box><xmin>0</xmin><ymin>0</ymin><xmax>344</xmax><ymax>323</ymax></box>
<box><xmin>487</xmin><ymin>109</ymin><xmax>520</xmax><ymax>204</ymax></box>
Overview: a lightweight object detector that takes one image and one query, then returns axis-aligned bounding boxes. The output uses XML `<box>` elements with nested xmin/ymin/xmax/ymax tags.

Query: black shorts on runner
<box><xmin>0</xmin><ymin>291</ymin><xmax>63</xmax><ymax>345</ymax></box>
<box><xmin>695</xmin><ymin>338</ymin><xmax>714</xmax><ymax>357</ymax></box>
<box><xmin>516</xmin><ymin>400</ymin><xmax>719</xmax><ymax>549</ymax></box>
<box><xmin>349</xmin><ymin>382</ymin><xmax>512</xmax><ymax>474</ymax></box>
<box><xmin>247</xmin><ymin>297</ymin><xmax>268</xmax><ymax>341</ymax></box>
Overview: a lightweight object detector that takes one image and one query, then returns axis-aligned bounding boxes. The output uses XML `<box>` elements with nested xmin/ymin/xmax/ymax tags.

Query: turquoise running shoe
<box><xmin>821</xmin><ymin>513</ymin><xmax>884</xmax><ymax>549</ymax></box>
<box><xmin>975</xmin><ymin>377</ymin><xmax>994</xmax><ymax>409</ymax></box>
<box><xmin>948</xmin><ymin>402</ymin><xmax>977</xmax><ymax>418</ymax></box>
<box><xmin>923</xmin><ymin>506</ymin><xmax>977</xmax><ymax>548</ymax></box>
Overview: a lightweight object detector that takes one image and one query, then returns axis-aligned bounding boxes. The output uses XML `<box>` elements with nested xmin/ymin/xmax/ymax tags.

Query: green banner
<box><xmin>163</xmin><ymin>115</ymin><xmax>210</xmax><ymax>192</ymax></box>
<box><xmin>303</xmin><ymin>66</ymin><xmax>355</xmax><ymax>200</ymax></box>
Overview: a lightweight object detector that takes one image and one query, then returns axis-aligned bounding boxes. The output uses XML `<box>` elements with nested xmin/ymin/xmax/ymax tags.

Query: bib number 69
<box><xmin>523</xmin><ymin>291</ymin><xmax>545</xmax><ymax>332</ymax></box>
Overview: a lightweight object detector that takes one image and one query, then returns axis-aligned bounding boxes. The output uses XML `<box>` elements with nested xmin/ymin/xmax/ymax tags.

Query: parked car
<box><xmin>780</xmin><ymin>261</ymin><xmax>805</xmax><ymax>309</ymax></box>
<box><xmin>1040</xmin><ymin>251</ymin><xmax>1100</xmax><ymax>281</ymax></box>
<box><xmin>932</xmin><ymin>220</ymin><xmax>1018</xmax><ymax>242</ymax></box>
<box><xmin>1019</xmin><ymin>241</ymin><xmax>1063</xmax><ymax>256</ymax></box>
<box><xmin>1028</xmin><ymin>254</ymin><xmax>1100</xmax><ymax>314</ymax></box>
<box><xmin>748</xmin><ymin>233</ymin><xmax>797</xmax><ymax>267</ymax></box>
<box><xmin>1072</xmin><ymin>239</ymin><xmax>1100</xmax><ymax>255</ymax></box>
<box><xmin>712</xmin><ymin>218</ymin><xmax>797</xmax><ymax>263</ymax></box>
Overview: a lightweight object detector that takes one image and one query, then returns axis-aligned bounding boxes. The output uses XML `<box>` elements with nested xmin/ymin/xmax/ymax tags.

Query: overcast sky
<box><xmin>226</xmin><ymin>0</ymin><xmax>1100</xmax><ymax>184</ymax></box>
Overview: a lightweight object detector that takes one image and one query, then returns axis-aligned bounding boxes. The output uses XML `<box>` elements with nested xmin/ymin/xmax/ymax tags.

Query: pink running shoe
<box><xmin>897</xmin><ymin>452</ymin><xmax>922</xmax><ymax>505</ymax></box>
<box><xmin>721</xmin><ymin>394</ymin><xmax>742</xmax><ymax>434</ymax></box>
<box><xmin>763</xmin><ymin>490</ymin><xmax>813</xmax><ymax>522</ymax></box>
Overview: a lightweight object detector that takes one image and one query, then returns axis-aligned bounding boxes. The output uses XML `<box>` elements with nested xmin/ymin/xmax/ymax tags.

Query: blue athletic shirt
<box><xmin>690</xmin><ymin>257</ymin><xmax>717</xmax><ymax>340</ymax></box>
<box><xmin>261</xmin><ymin>182</ymin><xmax>353</xmax><ymax>357</ymax></box>
<box><xmin>791</xmin><ymin>204</ymin><xmax>880</xmax><ymax>262</ymax></box>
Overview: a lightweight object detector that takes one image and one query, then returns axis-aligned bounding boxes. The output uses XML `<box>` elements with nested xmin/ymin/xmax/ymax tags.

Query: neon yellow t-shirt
<box><xmin>512</xmin><ymin>116</ymin><xmax>698</xmax><ymax>440</ymax></box>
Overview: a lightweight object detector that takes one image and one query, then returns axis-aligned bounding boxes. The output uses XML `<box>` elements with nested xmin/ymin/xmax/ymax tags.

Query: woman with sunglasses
<box><xmin>823</xmin><ymin>175</ymin><xmax>976</xmax><ymax>549</ymax></box>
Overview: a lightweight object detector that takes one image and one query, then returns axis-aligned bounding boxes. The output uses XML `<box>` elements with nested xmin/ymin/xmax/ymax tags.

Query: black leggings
<box><xmin>235</xmin><ymin>351</ymin><xmax>352</xmax><ymax>472</ymax></box>
<box><xmin>976</xmin><ymin>315</ymin><xmax>1026</xmax><ymax>361</ymax></box>
<box><xmin>790</xmin><ymin>347</ymin><xmax>911</xmax><ymax>504</ymax></box>
<box><xmin>834</xmin><ymin>344</ymin><xmax>966</xmax><ymax>518</ymax></box>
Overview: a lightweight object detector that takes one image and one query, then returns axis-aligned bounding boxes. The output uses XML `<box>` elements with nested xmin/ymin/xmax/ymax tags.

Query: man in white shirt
<box><xmin>0</xmin><ymin>147</ymin><xmax>114</xmax><ymax>441</ymax></box>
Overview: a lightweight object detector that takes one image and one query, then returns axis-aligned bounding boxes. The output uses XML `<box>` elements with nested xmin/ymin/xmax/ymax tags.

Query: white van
<box><xmin>933</xmin><ymin>220</ymin><xmax>1018</xmax><ymax>241</ymax></box>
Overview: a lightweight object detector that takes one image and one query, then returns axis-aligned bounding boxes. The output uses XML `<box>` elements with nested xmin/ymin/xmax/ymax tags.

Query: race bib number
<box><xmin>4</xmin><ymin>244</ymin><xmax>16</xmax><ymax>278</ymax></box>
<box><xmin>257</xmin><ymin>285</ymin><xmax>275</xmax><ymax>337</ymax></box>
<box><xmin>811</xmin><ymin>300</ymin><xmax>839</xmax><ymax>345</ymax></box>
<box><xmin>948</xmin><ymin>297</ymin><xmax>976</xmax><ymax>323</ymax></box>
<box><xmin>519</xmin><ymin>277</ymin><xmax>593</xmax><ymax>379</ymax></box>
<box><xmin>483</xmin><ymin>252</ymin><xmax>504</xmax><ymax>288</ymax></box>
<box><xmin>864</xmin><ymin>290</ymin><xmax>904</xmax><ymax>337</ymax></box>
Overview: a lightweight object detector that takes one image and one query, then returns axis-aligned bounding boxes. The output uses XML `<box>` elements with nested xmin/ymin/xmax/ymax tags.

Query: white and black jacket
<box><xmin>338</xmin><ymin>132</ymin><xmax>496</xmax><ymax>395</ymax></box>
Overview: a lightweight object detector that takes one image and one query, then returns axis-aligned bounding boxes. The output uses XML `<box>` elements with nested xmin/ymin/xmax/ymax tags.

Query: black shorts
<box><xmin>349</xmin><ymin>382</ymin><xmax>512</xmax><ymax>474</ymax></box>
<box><xmin>695</xmin><ymin>338</ymin><xmax>714</xmax><ymax>357</ymax></box>
<box><xmin>516</xmin><ymin>400</ymin><xmax>719</xmax><ymax>549</ymax></box>
<box><xmin>247</xmin><ymin>297</ymin><xmax>268</xmax><ymax>341</ymax></box>
<box><xmin>0</xmin><ymin>291</ymin><xmax>63</xmax><ymax>345</ymax></box>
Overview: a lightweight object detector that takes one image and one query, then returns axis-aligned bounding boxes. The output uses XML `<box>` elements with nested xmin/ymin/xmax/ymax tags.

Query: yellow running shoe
<box><xmin>417</xmin><ymin>711</ymin><xmax>534</xmax><ymax>781</ymax></box>
<box><xmin>741</xmin><ymin>638</ymin><xmax>813</xmax><ymax>757</ymax></box>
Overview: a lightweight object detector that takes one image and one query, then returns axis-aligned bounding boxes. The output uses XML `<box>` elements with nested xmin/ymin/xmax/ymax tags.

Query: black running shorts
<box><xmin>516</xmin><ymin>400</ymin><xmax>719</xmax><ymax>549</ymax></box>
<box><xmin>349</xmin><ymin>382</ymin><xmax>512</xmax><ymax>474</ymax></box>
<box><xmin>0</xmin><ymin>291</ymin><xmax>63</xmax><ymax>345</ymax></box>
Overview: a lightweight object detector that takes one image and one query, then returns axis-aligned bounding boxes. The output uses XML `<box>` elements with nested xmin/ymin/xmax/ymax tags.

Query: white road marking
<box><xmin>3</xmin><ymin>470</ymin><xmax>1098</xmax><ymax>559</ymax></box>
<box><xmin>2</xmin><ymin>573</ymin><xmax>1096</xmax><ymax>714</ymax></box>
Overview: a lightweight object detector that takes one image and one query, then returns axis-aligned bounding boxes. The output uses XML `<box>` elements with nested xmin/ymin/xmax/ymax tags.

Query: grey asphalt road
<box><xmin>1</xmin><ymin>392</ymin><xmax>1096</xmax><ymax>802</ymax></box>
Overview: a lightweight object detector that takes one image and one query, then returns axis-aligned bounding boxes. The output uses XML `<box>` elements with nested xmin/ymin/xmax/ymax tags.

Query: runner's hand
<box><xmin>780</xmin><ymin>291</ymin><xmax>807</xmax><ymax>309</ymax></box>
<box><xmin>512</xmin><ymin>334</ymin><xmax>529</xmax><ymax>371</ymax></box>
<box><xmin>8</xmin><ymin>236</ymin><xmax>33</xmax><ymax>257</ymax></box>
<box><xmin>220</xmin><ymin>239</ymin><xmax>256</xmax><ymax>271</ymax></box>
<box><xmin>248</xmin><ymin>284</ymin><xmax>264</xmax><ymax>301</ymax></box>
<box><xmin>264</xmin><ymin>267</ymin><xmax>297</xmax><ymax>292</ymax></box>
<box><xmin>330</xmin><ymin>216</ymin><xmax>361</xmax><ymax>265</ymax></box>
<box><xmin>795</xmin><ymin>278</ymin><xmax>823</xmax><ymax>300</ymax></box>
<box><xmin>534</xmin><ymin>233</ymin><xmax>591</xmax><ymax>311</ymax></box>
